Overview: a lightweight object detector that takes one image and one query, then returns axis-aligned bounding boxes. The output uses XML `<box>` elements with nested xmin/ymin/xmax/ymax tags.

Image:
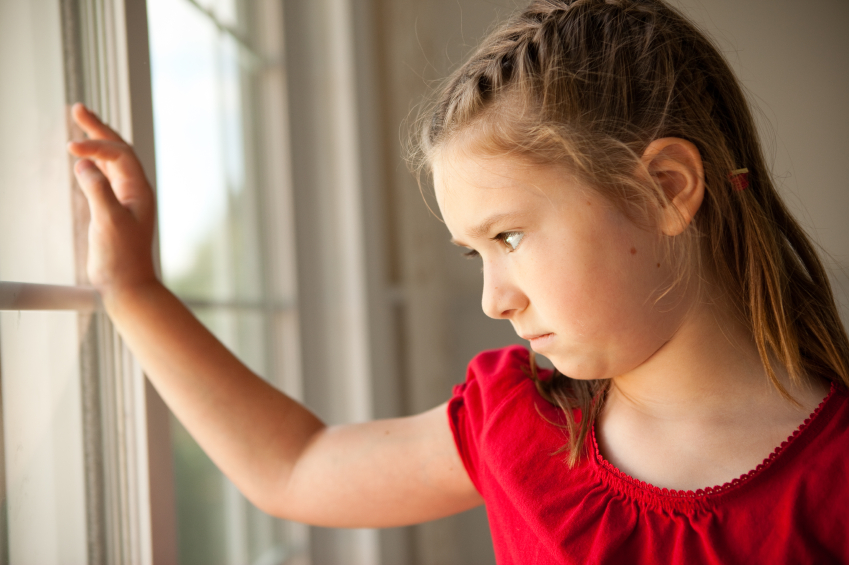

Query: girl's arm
<box><xmin>68</xmin><ymin>104</ymin><xmax>482</xmax><ymax>527</ymax></box>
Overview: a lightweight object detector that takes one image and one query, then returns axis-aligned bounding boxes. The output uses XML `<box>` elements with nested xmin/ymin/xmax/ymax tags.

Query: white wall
<box><xmin>673</xmin><ymin>0</ymin><xmax>849</xmax><ymax>317</ymax></box>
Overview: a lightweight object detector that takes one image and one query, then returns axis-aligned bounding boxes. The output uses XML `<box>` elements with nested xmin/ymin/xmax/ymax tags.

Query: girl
<box><xmin>68</xmin><ymin>0</ymin><xmax>849</xmax><ymax>562</ymax></box>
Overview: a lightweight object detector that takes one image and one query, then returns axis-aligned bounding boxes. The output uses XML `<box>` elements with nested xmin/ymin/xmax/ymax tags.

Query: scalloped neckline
<box><xmin>591</xmin><ymin>382</ymin><xmax>838</xmax><ymax>499</ymax></box>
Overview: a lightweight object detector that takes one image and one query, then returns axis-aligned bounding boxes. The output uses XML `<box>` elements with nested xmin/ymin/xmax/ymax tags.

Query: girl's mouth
<box><xmin>524</xmin><ymin>333</ymin><xmax>554</xmax><ymax>350</ymax></box>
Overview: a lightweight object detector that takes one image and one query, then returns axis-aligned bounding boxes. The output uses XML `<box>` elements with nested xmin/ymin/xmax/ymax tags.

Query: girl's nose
<box><xmin>481</xmin><ymin>265</ymin><xmax>527</xmax><ymax>320</ymax></box>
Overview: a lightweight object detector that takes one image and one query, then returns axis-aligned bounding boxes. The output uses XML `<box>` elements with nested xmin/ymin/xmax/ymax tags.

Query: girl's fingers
<box><xmin>68</xmin><ymin>139</ymin><xmax>126</xmax><ymax>160</ymax></box>
<box><xmin>74</xmin><ymin>158</ymin><xmax>124</xmax><ymax>221</ymax></box>
<box><xmin>68</xmin><ymin>139</ymin><xmax>147</xmax><ymax>179</ymax></box>
<box><xmin>71</xmin><ymin>103</ymin><xmax>124</xmax><ymax>143</ymax></box>
<box><xmin>68</xmin><ymin>135</ymin><xmax>153</xmax><ymax>222</ymax></box>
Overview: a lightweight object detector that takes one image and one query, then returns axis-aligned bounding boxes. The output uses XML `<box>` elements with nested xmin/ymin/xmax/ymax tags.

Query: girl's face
<box><xmin>433</xmin><ymin>150</ymin><xmax>691</xmax><ymax>381</ymax></box>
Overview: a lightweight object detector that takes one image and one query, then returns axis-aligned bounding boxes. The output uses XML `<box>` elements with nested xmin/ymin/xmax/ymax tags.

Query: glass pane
<box><xmin>0</xmin><ymin>310</ymin><xmax>87</xmax><ymax>564</ymax></box>
<box><xmin>0</xmin><ymin>1</ymin><xmax>77</xmax><ymax>288</ymax></box>
<box><xmin>170</xmin><ymin>416</ymin><xmax>300</xmax><ymax>565</ymax></box>
<box><xmin>0</xmin><ymin>2</ymin><xmax>89</xmax><ymax>562</ymax></box>
<box><xmin>192</xmin><ymin>0</ymin><xmax>241</xmax><ymax>32</ymax></box>
<box><xmin>196</xmin><ymin>307</ymin><xmax>267</xmax><ymax>375</ymax></box>
<box><xmin>170</xmin><ymin>308</ymin><xmax>293</xmax><ymax>565</ymax></box>
<box><xmin>148</xmin><ymin>0</ymin><xmax>262</xmax><ymax>303</ymax></box>
<box><xmin>170</xmin><ymin>415</ymin><xmax>225</xmax><ymax>565</ymax></box>
<box><xmin>214</xmin><ymin>0</ymin><xmax>240</xmax><ymax>31</ymax></box>
<box><xmin>148</xmin><ymin>2</ymin><xmax>303</xmax><ymax>563</ymax></box>
<box><xmin>273</xmin><ymin>310</ymin><xmax>304</xmax><ymax>400</ymax></box>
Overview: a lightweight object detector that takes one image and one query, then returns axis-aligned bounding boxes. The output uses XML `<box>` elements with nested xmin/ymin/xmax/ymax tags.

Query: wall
<box><xmin>672</xmin><ymin>0</ymin><xmax>849</xmax><ymax>315</ymax></box>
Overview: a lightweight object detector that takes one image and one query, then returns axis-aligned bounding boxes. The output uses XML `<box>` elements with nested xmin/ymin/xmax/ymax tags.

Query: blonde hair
<box><xmin>415</xmin><ymin>0</ymin><xmax>849</xmax><ymax>465</ymax></box>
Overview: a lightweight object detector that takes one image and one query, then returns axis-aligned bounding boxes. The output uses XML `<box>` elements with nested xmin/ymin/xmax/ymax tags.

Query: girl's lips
<box><xmin>525</xmin><ymin>333</ymin><xmax>554</xmax><ymax>350</ymax></box>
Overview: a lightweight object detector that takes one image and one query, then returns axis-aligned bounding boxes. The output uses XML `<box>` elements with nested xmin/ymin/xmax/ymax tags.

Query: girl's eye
<box><xmin>499</xmin><ymin>231</ymin><xmax>524</xmax><ymax>251</ymax></box>
<box><xmin>460</xmin><ymin>232</ymin><xmax>523</xmax><ymax>259</ymax></box>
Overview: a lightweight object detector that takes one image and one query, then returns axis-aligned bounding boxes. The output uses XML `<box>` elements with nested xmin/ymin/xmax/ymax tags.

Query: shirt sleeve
<box><xmin>447</xmin><ymin>345</ymin><xmax>536</xmax><ymax>495</ymax></box>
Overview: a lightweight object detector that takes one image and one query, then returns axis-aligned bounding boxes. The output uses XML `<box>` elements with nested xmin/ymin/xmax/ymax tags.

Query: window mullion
<box><xmin>60</xmin><ymin>0</ymin><xmax>177</xmax><ymax>563</ymax></box>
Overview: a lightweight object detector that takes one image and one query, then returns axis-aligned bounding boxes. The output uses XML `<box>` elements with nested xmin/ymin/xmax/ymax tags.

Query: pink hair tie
<box><xmin>729</xmin><ymin>168</ymin><xmax>749</xmax><ymax>191</ymax></box>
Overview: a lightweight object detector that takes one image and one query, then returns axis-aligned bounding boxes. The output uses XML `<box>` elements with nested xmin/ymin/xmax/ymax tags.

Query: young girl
<box><xmin>68</xmin><ymin>0</ymin><xmax>848</xmax><ymax>562</ymax></box>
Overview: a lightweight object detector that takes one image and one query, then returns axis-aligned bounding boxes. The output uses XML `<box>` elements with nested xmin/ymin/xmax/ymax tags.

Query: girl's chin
<box><xmin>545</xmin><ymin>355</ymin><xmax>613</xmax><ymax>382</ymax></box>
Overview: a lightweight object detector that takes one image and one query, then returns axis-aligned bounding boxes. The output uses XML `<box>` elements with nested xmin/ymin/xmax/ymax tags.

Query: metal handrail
<box><xmin>0</xmin><ymin>281</ymin><xmax>102</xmax><ymax>311</ymax></box>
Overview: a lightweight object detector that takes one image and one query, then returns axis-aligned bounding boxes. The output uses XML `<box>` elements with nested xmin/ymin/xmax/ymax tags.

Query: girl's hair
<box><xmin>415</xmin><ymin>0</ymin><xmax>849</xmax><ymax>465</ymax></box>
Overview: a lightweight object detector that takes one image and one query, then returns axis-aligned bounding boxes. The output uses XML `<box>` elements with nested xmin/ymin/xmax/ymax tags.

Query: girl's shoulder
<box><xmin>451</xmin><ymin>345</ymin><xmax>551</xmax><ymax>416</ymax></box>
<box><xmin>448</xmin><ymin>345</ymin><xmax>565</xmax><ymax>493</ymax></box>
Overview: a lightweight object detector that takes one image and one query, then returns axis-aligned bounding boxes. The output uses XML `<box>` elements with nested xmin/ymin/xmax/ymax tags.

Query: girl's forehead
<box><xmin>433</xmin><ymin>151</ymin><xmax>588</xmax><ymax>235</ymax></box>
<box><xmin>433</xmin><ymin>150</ymin><xmax>581</xmax><ymax>208</ymax></box>
<box><xmin>434</xmin><ymin>153</ymin><xmax>531</xmax><ymax>218</ymax></box>
<box><xmin>435</xmin><ymin>151</ymin><xmax>542</xmax><ymax>195</ymax></box>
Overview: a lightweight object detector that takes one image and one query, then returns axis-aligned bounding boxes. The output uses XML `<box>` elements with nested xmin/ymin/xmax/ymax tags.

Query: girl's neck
<box><xmin>595</xmin><ymin>290</ymin><xmax>830</xmax><ymax>491</ymax></box>
<box><xmin>596</xmin><ymin>289</ymin><xmax>830</xmax><ymax>491</ymax></box>
<box><xmin>607</xmin><ymin>292</ymin><xmax>827</xmax><ymax>423</ymax></box>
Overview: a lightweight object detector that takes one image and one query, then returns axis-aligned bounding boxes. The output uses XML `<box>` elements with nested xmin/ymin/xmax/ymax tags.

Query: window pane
<box><xmin>170</xmin><ymin>308</ymin><xmax>292</xmax><ymax>565</ymax></box>
<box><xmin>0</xmin><ymin>1</ymin><xmax>89</xmax><ymax>563</ymax></box>
<box><xmin>0</xmin><ymin>311</ymin><xmax>88</xmax><ymax>564</ymax></box>
<box><xmin>0</xmin><ymin>1</ymin><xmax>77</xmax><ymax>288</ymax></box>
<box><xmin>148</xmin><ymin>0</ymin><xmax>261</xmax><ymax>303</ymax></box>
<box><xmin>148</xmin><ymin>1</ymin><xmax>304</xmax><ymax>563</ymax></box>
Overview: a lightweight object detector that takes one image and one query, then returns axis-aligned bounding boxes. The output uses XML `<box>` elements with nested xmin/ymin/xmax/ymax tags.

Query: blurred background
<box><xmin>1</xmin><ymin>0</ymin><xmax>847</xmax><ymax>563</ymax></box>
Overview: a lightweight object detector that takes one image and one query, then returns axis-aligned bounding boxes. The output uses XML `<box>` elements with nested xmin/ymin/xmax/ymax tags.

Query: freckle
<box><xmin>630</xmin><ymin>247</ymin><xmax>637</xmax><ymax>255</ymax></box>
<box><xmin>586</xmin><ymin>200</ymin><xmax>592</xmax><ymax>206</ymax></box>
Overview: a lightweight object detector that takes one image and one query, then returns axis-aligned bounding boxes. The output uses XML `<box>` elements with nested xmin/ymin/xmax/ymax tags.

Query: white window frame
<box><xmin>1</xmin><ymin>0</ymin><xmax>401</xmax><ymax>563</ymax></box>
<box><xmin>0</xmin><ymin>0</ymin><xmax>176</xmax><ymax>562</ymax></box>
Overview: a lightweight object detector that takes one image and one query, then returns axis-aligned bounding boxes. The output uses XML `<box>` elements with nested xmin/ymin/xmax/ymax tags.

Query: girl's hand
<box><xmin>67</xmin><ymin>103</ymin><xmax>157</xmax><ymax>300</ymax></box>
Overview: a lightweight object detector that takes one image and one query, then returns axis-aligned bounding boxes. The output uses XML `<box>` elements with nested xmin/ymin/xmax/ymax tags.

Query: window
<box><xmin>146</xmin><ymin>0</ymin><xmax>307</xmax><ymax>562</ymax></box>
<box><xmin>0</xmin><ymin>0</ymin><xmax>307</xmax><ymax>562</ymax></box>
<box><xmin>0</xmin><ymin>0</ymin><xmax>382</xmax><ymax>562</ymax></box>
<box><xmin>0</xmin><ymin>0</ymin><xmax>159</xmax><ymax>562</ymax></box>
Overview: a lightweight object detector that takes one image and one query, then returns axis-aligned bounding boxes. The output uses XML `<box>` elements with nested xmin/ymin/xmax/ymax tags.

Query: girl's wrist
<box><xmin>99</xmin><ymin>276</ymin><xmax>165</xmax><ymax>316</ymax></box>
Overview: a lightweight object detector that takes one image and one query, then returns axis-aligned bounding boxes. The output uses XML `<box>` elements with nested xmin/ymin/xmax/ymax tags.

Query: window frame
<box><xmin>0</xmin><ymin>0</ymin><xmax>175</xmax><ymax>562</ymax></box>
<box><xmin>1</xmin><ymin>0</ymin><xmax>402</xmax><ymax>562</ymax></box>
<box><xmin>0</xmin><ymin>0</ymin><xmax>311</xmax><ymax>562</ymax></box>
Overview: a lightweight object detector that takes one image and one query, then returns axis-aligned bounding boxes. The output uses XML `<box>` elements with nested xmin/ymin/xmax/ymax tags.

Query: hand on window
<box><xmin>68</xmin><ymin>103</ymin><xmax>157</xmax><ymax>302</ymax></box>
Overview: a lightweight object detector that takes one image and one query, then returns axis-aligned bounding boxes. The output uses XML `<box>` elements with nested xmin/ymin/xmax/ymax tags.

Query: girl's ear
<box><xmin>641</xmin><ymin>138</ymin><xmax>705</xmax><ymax>236</ymax></box>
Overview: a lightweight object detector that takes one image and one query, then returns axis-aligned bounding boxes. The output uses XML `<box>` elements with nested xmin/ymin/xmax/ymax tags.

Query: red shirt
<box><xmin>448</xmin><ymin>346</ymin><xmax>849</xmax><ymax>564</ymax></box>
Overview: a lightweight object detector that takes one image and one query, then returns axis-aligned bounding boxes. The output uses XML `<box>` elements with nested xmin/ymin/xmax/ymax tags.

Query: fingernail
<box><xmin>75</xmin><ymin>159</ymin><xmax>95</xmax><ymax>174</ymax></box>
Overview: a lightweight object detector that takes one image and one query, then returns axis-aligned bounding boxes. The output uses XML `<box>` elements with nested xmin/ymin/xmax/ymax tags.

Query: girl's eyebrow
<box><xmin>451</xmin><ymin>212</ymin><xmax>524</xmax><ymax>247</ymax></box>
<box><xmin>467</xmin><ymin>212</ymin><xmax>523</xmax><ymax>239</ymax></box>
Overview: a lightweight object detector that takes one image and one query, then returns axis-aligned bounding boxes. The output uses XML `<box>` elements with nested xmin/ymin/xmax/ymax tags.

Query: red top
<box><xmin>448</xmin><ymin>346</ymin><xmax>849</xmax><ymax>564</ymax></box>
